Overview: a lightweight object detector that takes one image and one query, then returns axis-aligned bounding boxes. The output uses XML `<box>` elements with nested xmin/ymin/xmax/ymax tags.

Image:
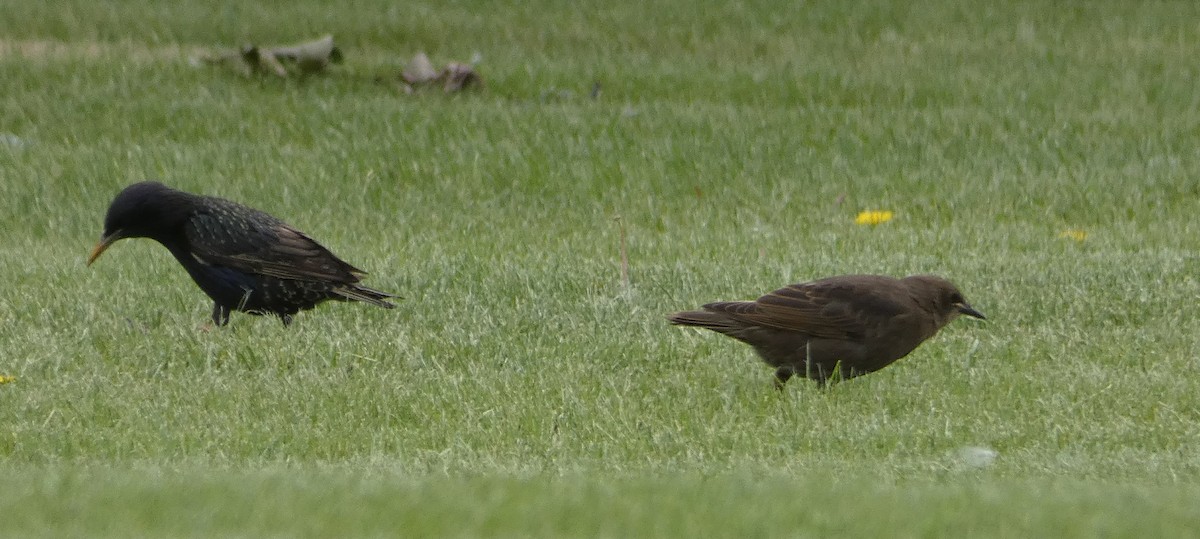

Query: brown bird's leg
<box><xmin>211</xmin><ymin>303</ymin><xmax>231</xmax><ymax>327</ymax></box>
<box><xmin>279</xmin><ymin>314</ymin><xmax>294</xmax><ymax>327</ymax></box>
<box><xmin>773</xmin><ymin>367</ymin><xmax>794</xmax><ymax>391</ymax></box>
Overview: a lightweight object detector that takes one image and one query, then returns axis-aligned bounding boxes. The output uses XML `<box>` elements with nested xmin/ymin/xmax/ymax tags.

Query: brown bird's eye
<box><xmin>950</xmin><ymin>293</ymin><xmax>963</xmax><ymax>304</ymax></box>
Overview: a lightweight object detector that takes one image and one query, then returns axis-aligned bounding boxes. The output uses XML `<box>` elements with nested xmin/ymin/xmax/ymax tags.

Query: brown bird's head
<box><xmin>902</xmin><ymin>275</ymin><xmax>986</xmax><ymax>328</ymax></box>
<box><xmin>87</xmin><ymin>181</ymin><xmax>193</xmax><ymax>265</ymax></box>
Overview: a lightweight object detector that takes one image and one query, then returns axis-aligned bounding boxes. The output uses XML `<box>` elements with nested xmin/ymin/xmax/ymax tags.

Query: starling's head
<box><xmin>88</xmin><ymin>181</ymin><xmax>190</xmax><ymax>265</ymax></box>
<box><xmin>903</xmin><ymin>274</ymin><xmax>986</xmax><ymax>326</ymax></box>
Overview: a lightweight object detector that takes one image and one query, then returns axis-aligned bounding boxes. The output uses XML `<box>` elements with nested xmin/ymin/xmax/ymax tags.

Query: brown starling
<box><xmin>668</xmin><ymin>274</ymin><xmax>984</xmax><ymax>387</ymax></box>
<box><xmin>87</xmin><ymin>181</ymin><xmax>396</xmax><ymax>326</ymax></box>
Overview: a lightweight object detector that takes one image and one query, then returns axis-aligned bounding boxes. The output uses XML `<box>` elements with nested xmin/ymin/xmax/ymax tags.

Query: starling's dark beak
<box><xmin>955</xmin><ymin>302</ymin><xmax>986</xmax><ymax>320</ymax></box>
<box><xmin>87</xmin><ymin>231</ymin><xmax>121</xmax><ymax>266</ymax></box>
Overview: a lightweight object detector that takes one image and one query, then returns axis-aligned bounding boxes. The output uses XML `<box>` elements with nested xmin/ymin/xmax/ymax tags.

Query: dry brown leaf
<box><xmin>198</xmin><ymin>35</ymin><xmax>342</xmax><ymax>77</ymax></box>
<box><xmin>394</xmin><ymin>52</ymin><xmax>484</xmax><ymax>94</ymax></box>
<box><xmin>401</xmin><ymin>52</ymin><xmax>439</xmax><ymax>85</ymax></box>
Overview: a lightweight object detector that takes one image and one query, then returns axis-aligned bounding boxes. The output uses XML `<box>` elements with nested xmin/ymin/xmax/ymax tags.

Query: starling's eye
<box><xmin>950</xmin><ymin>292</ymin><xmax>963</xmax><ymax>304</ymax></box>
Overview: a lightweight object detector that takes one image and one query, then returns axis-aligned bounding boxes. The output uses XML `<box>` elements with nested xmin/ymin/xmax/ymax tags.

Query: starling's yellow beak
<box><xmin>956</xmin><ymin>302</ymin><xmax>986</xmax><ymax>320</ymax></box>
<box><xmin>87</xmin><ymin>232</ymin><xmax>121</xmax><ymax>266</ymax></box>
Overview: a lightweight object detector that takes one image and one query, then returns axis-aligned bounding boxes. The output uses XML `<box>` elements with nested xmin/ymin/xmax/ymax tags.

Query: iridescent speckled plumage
<box><xmin>88</xmin><ymin>181</ymin><xmax>396</xmax><ymax>326</ymax></box>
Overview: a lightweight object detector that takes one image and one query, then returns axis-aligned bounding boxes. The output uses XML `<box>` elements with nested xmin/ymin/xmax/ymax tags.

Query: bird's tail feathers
<box><xmin>335</xmin><ymin>284</ymin><xmax>399</xmax><ymax>308</ymax></box>
<box><xmin>667</xmin><ymin>309</ymin><xmax>742</xmax><ymax>331</ymax></box>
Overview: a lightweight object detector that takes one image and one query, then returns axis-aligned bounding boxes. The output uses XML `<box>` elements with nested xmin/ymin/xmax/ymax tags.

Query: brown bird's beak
<box><xmin>956</xmin><ymin>303</ymin><xmax>986</xmax><ymax>320</ymax></box>
<box><xmin>86</xmin><ymin>231</ymin><xmax>121</xmax><ymax>266</ymax></box>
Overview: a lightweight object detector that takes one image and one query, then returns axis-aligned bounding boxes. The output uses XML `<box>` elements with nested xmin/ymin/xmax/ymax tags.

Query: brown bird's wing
<box><xmin>707</xmin><ymin>278</ymin><xmax>909</xmax><ymax>341</ymax></box>
<box><xmin>183</xmin><ymin>206</ymin><xmax>366</xmax><ymax>284</ymax></box>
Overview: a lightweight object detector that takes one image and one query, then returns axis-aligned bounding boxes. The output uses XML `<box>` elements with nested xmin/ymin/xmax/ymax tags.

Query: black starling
<box><xmin>87</xmin><ymin>181</ymin><xmax>396</xmax><ymax>326</ymax></box>
<box><xmin>668</xmin><ymin>274</ymin><xmax>985</xmax><ymax>387</ymax></box>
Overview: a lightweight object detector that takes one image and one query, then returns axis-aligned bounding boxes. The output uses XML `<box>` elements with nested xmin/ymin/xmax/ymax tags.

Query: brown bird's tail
<box><xmin>335</xmin><ymin>284</ymin><xmax>399</xmax><ymax>308</ymax></box>
<box><xmin>667</xmin><ymin>308</ymin><xmax>744</xmax><ymax>331</ymax></box>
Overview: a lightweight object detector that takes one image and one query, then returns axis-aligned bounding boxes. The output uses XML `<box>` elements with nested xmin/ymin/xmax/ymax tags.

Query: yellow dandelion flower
<box><xmin>1059</xmin><ymin>229</ymin><xmax>1087</xmax><ymax>242</ymax></box>
<box><xmin>0</xmin><ymin>375</ymin><xmax>15</xmax><ymax>385</ymax></box>
<box><xmin>855</xmin><ymin>210</ymin><xmax>894</xmax><ymax>226</ymax></box>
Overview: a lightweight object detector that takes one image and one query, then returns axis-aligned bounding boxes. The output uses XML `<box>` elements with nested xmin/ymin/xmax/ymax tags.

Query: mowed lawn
<box><xmin>3</xmin><ymin>0</ymin><xmax>1200</xmax><ymax>536</ymax></box>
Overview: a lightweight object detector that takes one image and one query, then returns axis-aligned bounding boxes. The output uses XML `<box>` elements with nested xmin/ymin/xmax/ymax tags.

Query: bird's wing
<box><xmin>184</xmin><ymin>208</ymin><xmax>366</xmax><ymax>284</ymax></box>
<box><xmin>708</xmin><ymin>279</ymin><xmax>908</xmax><ymax>340</ymax></box>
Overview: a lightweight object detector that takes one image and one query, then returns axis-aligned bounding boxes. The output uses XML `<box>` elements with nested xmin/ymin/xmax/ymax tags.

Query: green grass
<box><xmin>5</xmin><ymin>469</ymin><xmax>1200</xmax><ymax>537</ymax></box>
<box><xmin>3</xmin><ymin>0</ymin><xmax>1200</xmax><ymax>536</ymax></box>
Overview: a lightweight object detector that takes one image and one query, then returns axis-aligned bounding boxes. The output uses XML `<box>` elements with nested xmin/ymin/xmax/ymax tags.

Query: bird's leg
<box><xmin>773</xmin><ymin>367</ymin><xmax>794</xmax><ymax>391</ymax></box>
<box><xmin>211</xmin><ymin>303</ymin><xmax>231</xmax><ymax>327</ymax></box>
<box><xmin>279</xmin><ymin>313</ymin><xmax>293</xmax><ymax>327</ymax></box>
